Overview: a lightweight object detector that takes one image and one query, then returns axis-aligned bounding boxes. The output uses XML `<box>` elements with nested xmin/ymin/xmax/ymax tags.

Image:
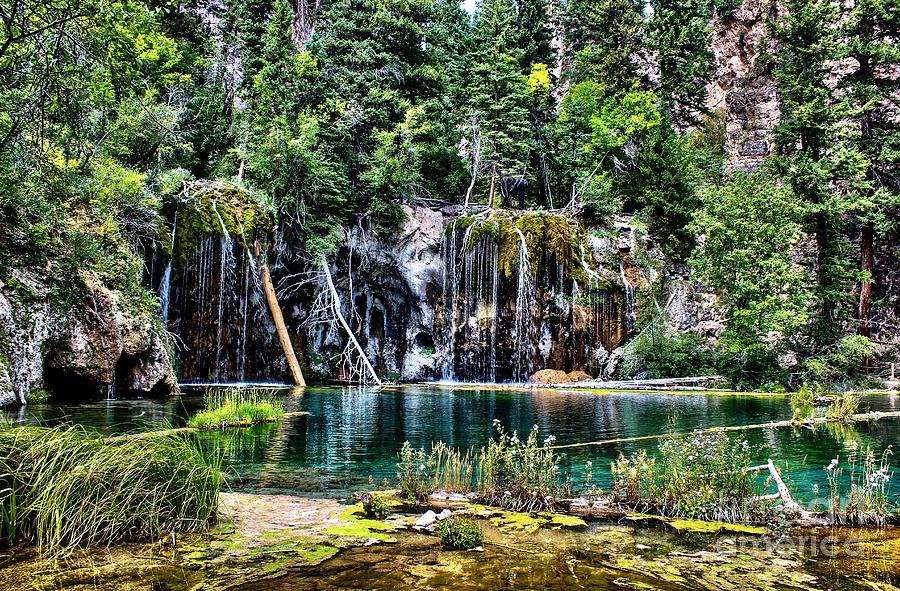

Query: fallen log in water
<box><xmin>105</xmin><ymin>412</ymin><xmax>310</xmax><ymax>442</ymax></box>
<box><xmin>543</xmin><ymin>375</ymin><xmax>727</xmax><ymax>390</ymax></box>
<box><xmin>549</xmin><ymin>409</ymin><xmax>900</xmax><ymax>450</ymax></box>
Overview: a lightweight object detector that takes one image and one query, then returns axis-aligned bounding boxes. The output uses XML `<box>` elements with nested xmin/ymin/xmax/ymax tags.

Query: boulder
<box><xmin>529</xmin><ymin>369</ymin><xmax>570</xmax><ymax>385</ymax></box>
<box><xmin>566</xmin><ymin>371</ymin><xmax>593</xmax><ymax>383</ymax></box>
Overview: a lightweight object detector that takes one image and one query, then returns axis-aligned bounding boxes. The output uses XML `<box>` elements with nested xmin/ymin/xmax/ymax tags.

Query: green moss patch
<box><xmin>167</xmin><ymin>181</ymin><xmax>273</xmax><ymax>266</ymax></box>
<box><xmin>324</xmin><ymin>504</ymin><xmax>398</xmax><ymax>542</ymax></box>
<box><xmin>666</xmin><ymin>520</ymin><xmax>766</xmax><ymax>535</ymax></box>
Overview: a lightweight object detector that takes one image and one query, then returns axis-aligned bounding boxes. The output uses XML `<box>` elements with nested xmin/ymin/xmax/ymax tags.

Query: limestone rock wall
<box><xmin>0</xmin><ymin>269</ymin><xmax>178</xmax><ymax>405</ymax></box>
<box><xmin>707</xmin><ymin>0</ymin><xmax>781</xmax><ymax>172</ymax></box>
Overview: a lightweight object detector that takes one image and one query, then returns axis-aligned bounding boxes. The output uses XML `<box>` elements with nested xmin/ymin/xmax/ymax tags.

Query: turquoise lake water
<box><xmin>6</xmin><ymin>385</ymin><xmax>900</xmax><ymax>504</ymax></box>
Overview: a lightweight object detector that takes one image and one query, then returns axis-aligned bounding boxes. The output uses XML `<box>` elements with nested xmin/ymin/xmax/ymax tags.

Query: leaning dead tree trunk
<box><xmin>320</xmin><ymin>254</ymin><xmax>382</xmax><ymax>386</ymax></box>
<box><xmin>261</xmin><ymin>261</ymin><xmax>306</xmax><ymax>387</ymax></box>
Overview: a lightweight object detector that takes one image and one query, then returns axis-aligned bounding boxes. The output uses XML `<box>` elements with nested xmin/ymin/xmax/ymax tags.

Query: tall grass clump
<box><xmin>825</xmin><ymin>446</ymin><xmax>893</xmax><ymax>526</ymax></box>
<box><xmin>189</xmin><ymin>388</ymin><xmax>284</xmax><ymax>430</ymax></box>
<box><xmin>396</xmin><ymin>441</ymin><xmax>475</xmax><ymax>503</ymax></box>
<box><xmin>790</xmin><ymin>386</ymin><xmax>816</xmax><ymax>421</ymax></box>
<box><xmin>612</xmin><ymin>429</ymin><xmax>756</xmax><ymax>522</ymax></box>
<box><xmin>396</xmin><ymin>421</ymin><xmax>566</xmax><ymax>511</ymax></box>
<box><xmin>825</xmin><ymin>392</ymin><xmax>861</xmax><ymax>423</ymax></box>
<box><xmin>476</xmin><ymin>421</ymin><xmax>566</xmax><ymax>512</ymax></box>
<box><xmin>0</xmin><ymin>425</ymin><xmax>221</xmax><ymax>554</ymax></box>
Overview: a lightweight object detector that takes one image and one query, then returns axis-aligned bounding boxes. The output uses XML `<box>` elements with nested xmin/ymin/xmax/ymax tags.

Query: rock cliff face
<box><xmin>0</xmin><ymin>269</ymin><xmax>177</xmax><ymax>406</ymax></box>
<box><xmin>278</xmin><ymin>206</ymin><xmax>721</xmax><ymax>384</ymax></box>
<box><xmin>707</xmin><ymin>0</ymin><xmax>781</xmax><ymax>172</ymax></box>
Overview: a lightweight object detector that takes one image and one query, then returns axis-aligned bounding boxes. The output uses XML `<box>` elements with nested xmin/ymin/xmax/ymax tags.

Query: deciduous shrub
<box><xmin>438</xmin><ymin>516</ymin><xmax>484</xmax><ymax>550</ymax></box>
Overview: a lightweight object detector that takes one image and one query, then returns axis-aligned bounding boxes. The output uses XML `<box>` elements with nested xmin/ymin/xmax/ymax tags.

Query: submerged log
<box><xmin>546</xmin><ymin>375</ymin><xmax>727</xmax><ymax>390</ymax></box>
<box><xmin>763</xmin><ymin>458</ymin><xmax>813</xmax><ymax>520</ymax></box>
<box><xmin>261</xmin><ymin>261</ymin><xmax>306</xmax><ymax>387</ymax></box>
<box><xmin>550</xmin><ymin>409</ymin><xmax>900</xmax><ymax>450</ymax></box>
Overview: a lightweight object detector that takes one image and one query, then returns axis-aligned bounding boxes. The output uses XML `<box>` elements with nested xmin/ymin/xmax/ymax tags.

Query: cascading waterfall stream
<box><xmin>620</xmin><ymin>259</ymin><xmax>635</xmax><ymax>331</ymax></box>
<box><xmin>513</xmin><ymin>227</ymin><xmax>537</xmax><ymax>382</ymax></box>
<box><xmin>158</xmin><ymin>208</ymin><xmax>178</xmax><ymax>324</ymax></box>
<box><xmin>211</xmin><ymin>201</ymin><xmax>234</xmax><ymax>381</ymax></box>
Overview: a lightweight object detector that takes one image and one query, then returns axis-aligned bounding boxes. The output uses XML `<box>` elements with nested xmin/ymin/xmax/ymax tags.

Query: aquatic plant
<box><xmin>611</xmin><ymin>450</ymin><xmax>657</xmax><ymax>506</ymax></box>
<box><xmin>612</xmin><ymin>430</ymin><xmax>756</xmax><ymax>522</ymax></box>
<box><xmin>825</xmin><ymin>392</ymin><xmax>861</xmax><ymax>423</ymax></box>
<box><xmin>360</xmin><ymin>492</ymin><xmax>392</xmax><ymax>520</ymax></box>
<box><xmin>825</xmin><ymin>447</ymin><xmax>893</xmax><ymax>526</ymax></box>
<box><xmin>397</xmin><ymin>441</ymin><xmax>432</xmax><ymax>503</ymax></box>
<box><xmin>438</xmin><ymin>515</ymin><xmax>484</xmax><ymax>550</ymax></box>
<box><xmin>790</xmin><ymin>386</ymin><xmax>816</xmax><ymax>422</ymax></box>
<box><xmin>476</xmin><ymin>421</ymin><xmax>567</xmax><ymax>512</ymax></box>
<box><xmin>431</xmin><ymin>442</ymin><xmax>475</xmax><ymax>494</ymax></box>
<box><xmin>188</xmin><ymin>388</ymin><xmax>284</xmax><ymax>430</ymax></box>
<box><xmin>0</xmin><ymin>425</ymin><xmax>221</xmax><ymax>555</ymax></box>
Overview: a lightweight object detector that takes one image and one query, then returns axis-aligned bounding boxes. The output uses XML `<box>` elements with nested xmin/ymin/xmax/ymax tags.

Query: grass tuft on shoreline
<box><xmin>189</xmin><ymin>388</ymin><xmax>284</xmax><ymax>430</ymax></box>
<box><xmin>0</xmin><ymin>425</ymin><xmax>221</xmax><ymax>555</ymax></box>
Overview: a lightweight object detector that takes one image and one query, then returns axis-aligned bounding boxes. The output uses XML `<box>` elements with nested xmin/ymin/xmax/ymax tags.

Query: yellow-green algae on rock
<box><xmin>323</xmin><ymin>504</ymin><xmax>399</xmax><ymax>542</ymax></box>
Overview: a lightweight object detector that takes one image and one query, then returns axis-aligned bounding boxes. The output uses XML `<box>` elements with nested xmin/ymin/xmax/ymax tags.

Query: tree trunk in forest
<box><xmin>814</xmin><ymin>212</ymin><xmax>828</xmax><ymax>281</ymax></box>
<box><xmin>858</xmin><ymin>222</ymin><xmax>874</xmax><ymax>338</ymax></box>
<box><xmin>261</xmin><ymin>262</ymin><xmax>306</xmax><ymax>387</ymax></box>
<box><xmin>488</xmin><ymin>163</ymin><xmax>496</xmax><ymax>209</ymax></box>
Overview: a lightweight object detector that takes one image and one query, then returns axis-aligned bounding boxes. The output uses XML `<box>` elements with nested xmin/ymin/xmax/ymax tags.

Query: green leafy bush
<box><xmin>360</xmin><ymin>493</ymin><xmax>392</xmax><ymax>520</ymax></box>
<box><xmin>626</xmin><ymin>331</ymin><xmax>722</xmax><ymax>379</ymax></box>
<box><xmin>804</xmin><ymin>336</ymin><xmax>877</xmax><ymax>388</ymax></box>
<box><xmin>438</xmin><ymin>516</ymin><xmax>484</xmax><ymax>550</ymax></box>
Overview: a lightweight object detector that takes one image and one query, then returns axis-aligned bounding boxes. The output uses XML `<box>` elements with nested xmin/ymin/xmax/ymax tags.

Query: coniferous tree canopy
<box><xmin>1</xmin><ymin>0</ymin><xmax>898</xmax><ymax>390</ymax></box>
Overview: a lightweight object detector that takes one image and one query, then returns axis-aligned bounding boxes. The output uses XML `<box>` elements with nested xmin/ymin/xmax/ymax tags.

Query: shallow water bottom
<box><xmin>4</xmin><ymin>502</ymin><xmax>900</xmax><ymax>591</ymax></box>
<box><xmin>235</xmin><ymin>521</ymin><xmax>900</xmax><ymax>591</ymax></box>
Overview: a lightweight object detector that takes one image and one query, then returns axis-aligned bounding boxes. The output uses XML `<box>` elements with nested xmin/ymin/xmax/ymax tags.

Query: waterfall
<box><xmin>158</xmin><ymin>208</ymin><xmax>178</xmax><ymax>324</ymax></box>
<box><xmin>620</xmin><ymin>259</ymin><xmax>635</xmax><ymax>331</ymax></box>
<box><xmin>438</xmin><ymin>214</ymin><xmax>635</xmax><ymax>383</ymax></box>
<box><xmin>513</xmin><ymin>227</ymin><xmax>536</xmax><ymax>382</ymax></box>
<box><xmin>441</xmin><ymin>220</ymin><xmax>458</xmax><ymax>380</ymax></box>
<box><xmin>442</xmin><ymin>219</ymin><xmax>500</xmax><ymax>382</ymax></box>
<box><xmin>211</xmin><ymin>201</ymin><xmax>234</xmax><ymax>382</ymax></box>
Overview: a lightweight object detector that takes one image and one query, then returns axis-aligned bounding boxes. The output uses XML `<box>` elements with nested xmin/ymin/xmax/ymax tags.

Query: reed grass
<box><xmin>0</xmin><ymin>425</ymin><xmax>221</xmax><ymax>555</ymax></box>
<box><xmin>825</xmin><ymin>392</ymin><xmax>861</xmax><ymax>423</ymax></box>
<box><xmin>188</xmin><ymin>388</ymin><xmax>284</xmax><ymax>430</ymax></box>
<box><xmin>431</xmin><ymin>442</ymin><xmax>474</xmax><ymax>493</ymax></box>
<box><xmin>396</xmin><ymin>421</ymin><xmax>566</xmax><ymax>511</ymax></box>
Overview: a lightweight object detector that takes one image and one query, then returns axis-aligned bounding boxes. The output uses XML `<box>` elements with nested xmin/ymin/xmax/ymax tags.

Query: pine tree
<box><xmin>563</xmin><ymin>0</ymin><xmax>645</xmax><ymax>93</ymax></box>
<box><xmin>514</xmin><ymin>0</ymin><xmax>556</xmax><ymax>73</ymax></box>
<box><xmin>246</xmin><ymin>0</ymin><xmax>349</xmax><ymax>252</ymax></box>
<box><xmin>769</xmin><ymin>0</ymin><xmax>848</xmax><ymax>344</ymax></box>
<box><xmin>835</xmin><ymin>0</ymin><xmax>900</xmax><ymax>337</ymax></box>
<box><xmin>310</xmin><ymin>0</ymin><xmax>463</xmax><ymax>228</ymax></box>
<box><xmin>647</xmin><ymin>0</ymin><xmax>714</xmax><ymax>127</ymax></box>
<box><xmin>469</xmin><ymin>0</ymin><xmax>534</xmax><ymax>207</ymax></box>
